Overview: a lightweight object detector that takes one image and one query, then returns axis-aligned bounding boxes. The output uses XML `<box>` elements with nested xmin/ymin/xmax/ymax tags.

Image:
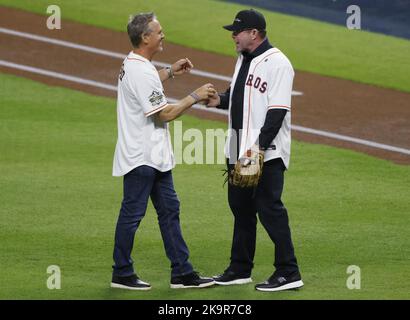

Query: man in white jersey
<box><xmin>207</xmin><ymin>9</ymin><xmax>303</xmax><ymax>292</ymax></box>
<box><xmin>111</xmin><ymin>12</ymin><xmax>216</xmax><ymax>290</ymax></box>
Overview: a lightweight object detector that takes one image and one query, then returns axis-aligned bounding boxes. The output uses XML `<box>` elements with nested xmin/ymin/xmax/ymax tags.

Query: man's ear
<box><xmin>142</xmin><ymin>32</ymin><xmax>150</xmax><ymax>45</ymax></box>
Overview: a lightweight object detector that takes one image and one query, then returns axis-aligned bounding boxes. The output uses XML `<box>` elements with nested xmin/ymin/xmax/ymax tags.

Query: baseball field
<box><xmin>0</xmin><ymin>0</ymin><xmax>409</xmax><ymax>300</ymax></box>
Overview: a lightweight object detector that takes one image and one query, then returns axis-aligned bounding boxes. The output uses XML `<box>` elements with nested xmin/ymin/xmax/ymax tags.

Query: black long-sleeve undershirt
<box><xmin>217</xmin><ymin>89</ymin><xmax>287</xmax><ymax>151</ymax></box>
<box><xmin>217</xmin><ymin>88</ymin><xmax>230</xmax><ymax>111</ymax></box>
<box><xmin>258</xmin><ymin>109</ymin><xmax>287</xmax><ymax>150</ymax></box>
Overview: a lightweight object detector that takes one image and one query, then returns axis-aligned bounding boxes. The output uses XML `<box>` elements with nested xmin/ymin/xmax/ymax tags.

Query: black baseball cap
<box><xmin>223</xmin><ymin>9</ymin><xmax>266</xmax><ymax>32</ymax></box>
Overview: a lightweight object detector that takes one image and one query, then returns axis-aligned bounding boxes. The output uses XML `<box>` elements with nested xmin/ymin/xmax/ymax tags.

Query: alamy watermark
<box><xmin>46</xmin><ymin>5</ymin><xmax>61</xmax><ymax>30</ymax></box>
<box><xmin>346</xmin><ymin>5</ymin><xmax>361</xmax><ymax>30</ymax></box>
<box><xmin>147</xmin><ymin>120</ymin><xmax>259</xmax><ymax>166</ymax></box>
<box><xmin>46</xmin><ymin>265</ymin><xmax>61</xmax><ymax>289</ymax></box>
<box><xmin>346</xmin><ymin>265</ymin><xmax>361</xmax><ymax>289</ymax></box>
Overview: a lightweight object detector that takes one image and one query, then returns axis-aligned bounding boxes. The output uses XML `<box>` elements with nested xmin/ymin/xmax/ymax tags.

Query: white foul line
<box><xmin>0</xmin><ymin>60</ymin><xmax>409</xmax><ymax>156</ymax></box>
<box><xmin>292</xmin><ymin>125</ymin><xmax>410</xmax><ymax>155</ymax></box>
<box><xmin>0</xmin><ymin>27</ymin><xmax>304</xmax><ymax>96</ymax></box>
<box><xmin>0</xmin><ymin>60</ymin><xmax>118</xmax><ymax>91</ymax></box>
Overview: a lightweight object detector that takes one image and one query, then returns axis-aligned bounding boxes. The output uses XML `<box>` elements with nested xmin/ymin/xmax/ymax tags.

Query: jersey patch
<box><xmin>148</xmin><ymin>90</ymin><xmax>165</xmax><ymax>107</ymax></box>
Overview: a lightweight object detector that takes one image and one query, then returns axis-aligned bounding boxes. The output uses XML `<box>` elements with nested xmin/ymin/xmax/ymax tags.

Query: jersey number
<box><xmin>119</xmin><ymin>63</ymin><xmax>125</xmax><ymax>81</ymax></box>
<box><xmin>246</xmin><ymin>74</ymin><xmax>267</xmax><ymax>93</ymax></box>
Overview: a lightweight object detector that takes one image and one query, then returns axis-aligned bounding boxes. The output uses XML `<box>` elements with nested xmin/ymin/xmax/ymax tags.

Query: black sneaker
<box><xmin>111</xmin><ymin>274</ymin><xmax>151</xmax><ymax>291</ymax></box>
<box><xmin>255</xmin><ymin>271</ymin><xmax>303</xmax><ymax>292</ymax></box>
<box><xmin>170</xmin><ymin>271</ymin><xmax>215</xmax><ymax>289</ymax></box>
<box><xmin>213</xmin><ymin>270</ymin><xmax>252</xmax><ymax>285</ymax></box>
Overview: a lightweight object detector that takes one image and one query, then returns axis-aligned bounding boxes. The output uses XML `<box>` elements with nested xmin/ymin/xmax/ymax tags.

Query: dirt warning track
<box><xmin>1</xmin><ymin>7</ymin><xmax>409</xmax><ymax>164</ymax></box>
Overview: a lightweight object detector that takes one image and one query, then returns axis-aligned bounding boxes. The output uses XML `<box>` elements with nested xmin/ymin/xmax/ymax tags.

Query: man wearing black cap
<box><xmin>207</xmin><ymin>9</ymin><xmax>303</xmax><ymax>292</ymax></box>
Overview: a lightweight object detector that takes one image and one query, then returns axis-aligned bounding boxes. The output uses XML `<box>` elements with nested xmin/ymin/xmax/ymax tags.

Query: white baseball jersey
<box><xmin>225</xmin><ymin>47</ymin><xmax>294</xmax><ymax>168</ymax></box>
<box><xmin>112</xmin><ymin>51</ymin><xmax>174</xmax><ymax>176</ymax></box>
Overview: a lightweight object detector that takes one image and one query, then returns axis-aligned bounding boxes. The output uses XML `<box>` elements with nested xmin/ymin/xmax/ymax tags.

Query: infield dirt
<box><xmin>1</xmin><ymin>7</ymin><xmax>409</xmax><ymax>164</ymax></box>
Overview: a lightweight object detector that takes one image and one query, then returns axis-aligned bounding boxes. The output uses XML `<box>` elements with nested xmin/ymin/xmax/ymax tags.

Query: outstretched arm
<box><xmin>156</xmin><ymin>83</ymin><xmax>216</xmax><ymax>122</ymax></box>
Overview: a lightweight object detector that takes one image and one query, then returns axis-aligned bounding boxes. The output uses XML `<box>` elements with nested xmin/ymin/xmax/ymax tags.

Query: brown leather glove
<box><xmin>229</xmin><ymin>145</ymin><xmax>264</xmax><ymax>188</ymax></box>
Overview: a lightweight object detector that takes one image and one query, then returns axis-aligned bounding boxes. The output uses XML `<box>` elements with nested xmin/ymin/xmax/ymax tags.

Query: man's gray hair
<box><xmin>127</xmin><ymin>12</ymin><xmax>156</xmax><ymax>48</ymax></box>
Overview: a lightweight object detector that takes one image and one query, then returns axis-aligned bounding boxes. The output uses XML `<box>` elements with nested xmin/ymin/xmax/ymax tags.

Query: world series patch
<box><xmin>148</xmin><ymin>90</ymin><xmax>165</xmax><ymax>107</ymax></box>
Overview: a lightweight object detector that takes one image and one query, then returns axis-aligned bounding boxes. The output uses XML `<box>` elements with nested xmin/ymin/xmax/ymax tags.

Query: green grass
<box><xmin>1</xmin><ymin>0</ymin><xmax>410</xmax><ymax>93</ymax></box>
<box><xmin>0</xmin><ymin>73</ymin><xmax>409</xmax><ymax>299</ymax></box>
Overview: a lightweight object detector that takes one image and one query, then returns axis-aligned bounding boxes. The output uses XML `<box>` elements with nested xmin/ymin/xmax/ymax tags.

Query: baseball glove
<box><xmin>229</xmin><ymin>146</ymin><xmax>264</xmax><ymax>188</ymax></box>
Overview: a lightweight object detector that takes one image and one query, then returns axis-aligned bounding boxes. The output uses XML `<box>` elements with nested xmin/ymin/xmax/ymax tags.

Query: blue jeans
<box><xmin>112</xmin><ymin>165</ymin><xmax>194</xmax><ymax>277</ymax></box>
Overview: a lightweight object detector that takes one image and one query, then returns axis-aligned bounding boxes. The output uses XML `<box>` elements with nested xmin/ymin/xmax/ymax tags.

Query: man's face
<box><xmin>144</xmin><ymin>19</ymin><xmax>165</xmax><ymax>54</ymax></box>
<box><xmin>231</xmin><ymin>29</ymin><xmax>255</xmax><ymax>53</ymax></box>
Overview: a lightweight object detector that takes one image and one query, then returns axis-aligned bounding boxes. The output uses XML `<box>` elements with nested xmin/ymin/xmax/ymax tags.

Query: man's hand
<box><xmin>192</xmin><ymin>83</ymin><xmax>216</xmax><ymax>103</ymax></box>
<box><xmin>171</xmin><ymin>58</ymin><xmax>193</xmax><ymax>76</ymax></box>
<box><xmin>241</xmin><ymin>144</ymin><xmax>264</xmax><ymax>167</ymax></box>
<box><xmin>206</xmin><ymin>92</ymin><xmax>220</xmax><ymax>108</ymax></box>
